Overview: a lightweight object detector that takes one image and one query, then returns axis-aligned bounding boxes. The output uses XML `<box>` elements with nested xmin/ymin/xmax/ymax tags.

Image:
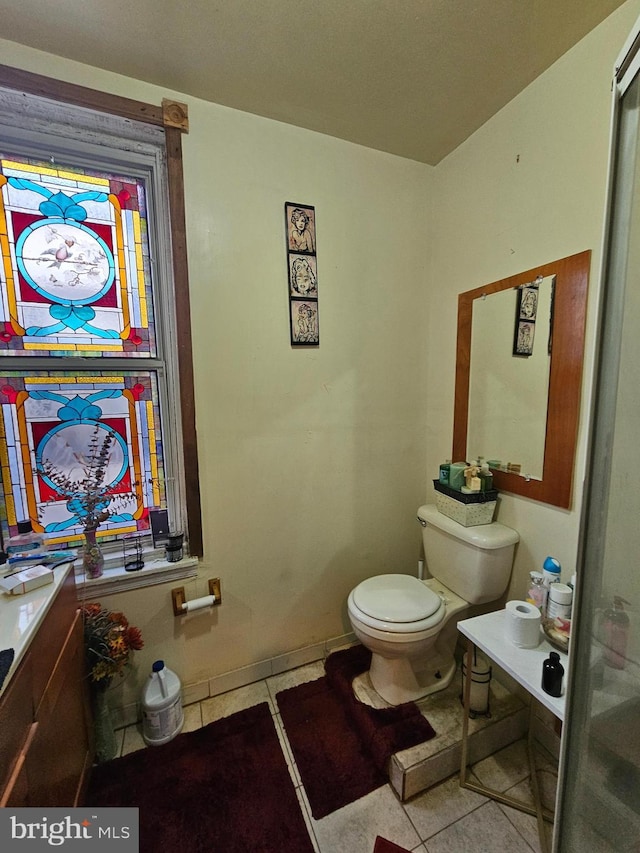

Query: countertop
<box><xmin>458</xmin><ymin>609</ymin><xmax>568</xmax><ymax>721</ymax></box>
<box><xmin>0</xmin><ymin>561</ymin><xmax>74</xmax><ymax>697</ymax></box>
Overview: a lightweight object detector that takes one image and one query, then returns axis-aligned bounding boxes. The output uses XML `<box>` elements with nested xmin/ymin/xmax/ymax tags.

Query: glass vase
<box><xmin>83</xmin><ymin>526</ymin><xmax>104</xmax><ymax>579</ymax></box>
<box><xmin>92</xmin><ymin>686</ymin><xmax>118</xmax><ymax>763</ymax></box>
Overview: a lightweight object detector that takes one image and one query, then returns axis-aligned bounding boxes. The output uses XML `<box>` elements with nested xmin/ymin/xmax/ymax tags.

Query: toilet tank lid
<box><xmin>417</xmin><ymin>504</ymin><xmax>519</xmax><ymax>549</ymax></box>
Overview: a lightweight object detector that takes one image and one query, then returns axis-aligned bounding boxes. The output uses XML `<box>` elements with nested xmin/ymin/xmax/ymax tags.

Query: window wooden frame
<box><xmin>0</xmin><ymin>63</ymin><xmax>203</xmax><ymax>557</ymax></box>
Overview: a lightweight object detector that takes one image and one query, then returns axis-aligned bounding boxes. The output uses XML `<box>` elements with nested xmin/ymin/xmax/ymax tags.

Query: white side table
<box><xmin>458</xmin><ymin>610</ymin><xmax>568</xmax><ymax>853</ymax></box>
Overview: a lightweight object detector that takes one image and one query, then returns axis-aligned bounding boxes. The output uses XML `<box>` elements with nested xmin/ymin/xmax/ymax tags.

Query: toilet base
<box><xmin>369</xmin><ymin>648</ymin><xmax>457</xmax><ymax>706</ymax></box>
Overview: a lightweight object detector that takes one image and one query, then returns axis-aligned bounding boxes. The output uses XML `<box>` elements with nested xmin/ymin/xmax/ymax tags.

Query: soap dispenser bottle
<box><xmin>479</xmin><ymin>460</ymin><xmax>493</xmax><ymax>492</ymax></box>
<box><xmin>540</xmin><ymin>556</ymin><xmax>561</xmax><ymax>616</ymax></box>
<box><xmin>526</xmin><ymin>571</ymin><xmax>546</xmax><ymax>610</ymax></box>
<box><xmin>603</xmin><ymin>596</ymin><xmax>630</xmax><ymax>670</ymax></box>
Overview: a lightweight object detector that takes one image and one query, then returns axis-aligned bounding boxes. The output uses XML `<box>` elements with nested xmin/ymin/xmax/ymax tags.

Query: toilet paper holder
<box><xmin>172</xmin><ymin>578</ymin><xmax>222</xmax><ymax>616</ymax></box>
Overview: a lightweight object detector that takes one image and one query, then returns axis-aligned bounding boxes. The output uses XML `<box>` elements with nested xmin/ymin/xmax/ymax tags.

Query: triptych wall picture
<box><xmin>285</xmin><ymin>202</ymin><xmax>318</xmax><ymax>346</ymax></box>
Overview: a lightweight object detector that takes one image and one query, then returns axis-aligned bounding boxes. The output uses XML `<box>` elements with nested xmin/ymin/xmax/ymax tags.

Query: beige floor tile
<box><xmin>182</xmin><ymin>701</ymin><xmax>202</xmax><ymax>732</ymax></box>
<box><xmin>273</xmin><ymin>712</ymin><xmax>301</xmax><ymax>786</ymax></box>
<box><xmin>497</xmin><ymin>778</ymin><xmax>553</xmax><ymax>853</ymax></box>
<box><xmin>120</xmin><ymin>703</ymin><xmax>201</xmax><ymax>756</ymax></box>
<box><xmin>528</xmin><ymin>745</ymin><xmax>558</xmax><ymax>812</ymax></box>
<box><xmin>403</xmin><ymin>772</ymin><xmax>488</xmax><ymax>841</ymax></box>
<box><xmin>424</xmin><ymin>800</ymin><xmax>535</xmax><ymax>852</ymax></box>
<box><xmin>325</xmin><ymin>637</ymin><xmax>358</xmax><ymax>655</ymax></box>
<box><xmin>113</xmin><ymin>726</ymin><xmax>125</xmax><ymax>756</ymax></box>
<box><xmin>201</xmin><ymin>679</ymin><xmax>273</xmax><ymax>724</ymax></box>
<box><xmin>470</xmin><ymin>737</ymin><xmax>531</xmax><ymax>793</ymax></box>
<box><xmin>267</xmin><ymin>660</ymin><xmax>325</xmax><ymax>700</ymax></box>
<box><xmin>353</xmin><ymin>671</ymin><xmax>390</xmax><ymax>709</ymax></box>
<box><xmin>311</xmin><ymin>785</ymin><xmax>421</xmax><ymax>853</ymax></box>
<box><xmin>370</xmin><ymin>841</ymin><xmax>427</xmax><ymax>853</ymax></box>
<box><xmin>107</xmin><ymin>653</ymin><xmax>558</xmax><ymax>853</ymax></box>
<box><xmin>121</xmin><ymin>722</ymin><xmax>145</xmax><ymax>756</ymax></box>
<box><xmin>296</xmin><ymin>787</ymin><xmax>320</xmax><ymax>853</ymax></box>
<box><xmin>536</xmin><ymin>765</ymin><xmax>558</xmax><ymax>813</ymax></box>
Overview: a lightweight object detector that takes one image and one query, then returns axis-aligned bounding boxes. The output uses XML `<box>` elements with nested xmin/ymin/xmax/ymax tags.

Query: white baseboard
<box><xmin>111</xmin><ymin>631</ymin><xmax>357</xmax><ymax>729</ymax></box>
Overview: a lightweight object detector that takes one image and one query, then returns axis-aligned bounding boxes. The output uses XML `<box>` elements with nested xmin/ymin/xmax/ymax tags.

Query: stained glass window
<box><xmin>0</xmin><ymin>155</ymin><xmax>156</xmax><ymax>357</ymax></box>
<box><xmin>0</xmin><ymin>371</ymin><xmax>165</xmax><ymax>545</ymax></box>
<box><xmin>0</xmin><ymin>108</ymin><xmax>184</xmax><ymax>553</ymax></box>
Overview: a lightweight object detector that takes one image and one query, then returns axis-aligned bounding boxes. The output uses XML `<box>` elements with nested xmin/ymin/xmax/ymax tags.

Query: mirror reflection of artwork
<box><xmin>285</xmin><ymin>202</ymin><xmax>318</xmax><ymax>346</ymax></box>
<box><xmin>519</xmin><ymin>285</ymin><xmax>539</xmax><ymax>320</ymax></box>
<box><xmin>513</xmin><ymin>282</ymin><xmax>539</xmax><ymax>356</ymax></box>
<box><xmin>514</xmin><ymin>320</ymin><xmax>535</xmax><ymax>356</ymax></box>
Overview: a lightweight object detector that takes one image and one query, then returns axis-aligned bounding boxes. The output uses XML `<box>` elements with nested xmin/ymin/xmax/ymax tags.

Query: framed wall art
<box><xmin>285</xmin><ymin>202</ymin><xmax>318</xmax><ymax>345</ymax></box>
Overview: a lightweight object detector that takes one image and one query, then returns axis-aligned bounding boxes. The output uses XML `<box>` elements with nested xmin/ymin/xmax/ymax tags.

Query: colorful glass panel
<box><xmin>0</xmin><ymin>155</ymin><xmax>156</xmax><ymax>357</ymax></box>
<box><xmin>0</xmin><ymin>371</ymin><xmax>166</xmax><ymax>545</ymax></box>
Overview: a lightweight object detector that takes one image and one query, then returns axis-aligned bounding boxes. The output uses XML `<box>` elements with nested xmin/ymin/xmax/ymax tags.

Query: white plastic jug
<box><xmin>141</xmin><ymin>660</ymin><xmax>184</xmax><ymax>746</ymax></box>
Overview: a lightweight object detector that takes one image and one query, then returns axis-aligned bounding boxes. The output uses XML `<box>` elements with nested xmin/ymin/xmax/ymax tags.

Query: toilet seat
<box><xmin>350</xmin><ymin>574</ymin><xmax>445</xmax><ymax>634</ymax></box>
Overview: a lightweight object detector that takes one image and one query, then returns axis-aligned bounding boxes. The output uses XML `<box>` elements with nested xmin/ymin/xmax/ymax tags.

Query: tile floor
<box><xmin>114</xmin><ymin>658</ymin><xmax>557</xmax><ymax>853</ymax></box>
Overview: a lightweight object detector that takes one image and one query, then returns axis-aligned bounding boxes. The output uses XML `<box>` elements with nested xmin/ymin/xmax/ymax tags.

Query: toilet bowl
<box><xmin>348</xmin><ymin>574</ymin><xmax>468</xmax><ymax>705</ymax></box>
<box><xmin>347</xmin><ymin>504</ymin><xmax>519</xmax><ymax>706</ymax></box>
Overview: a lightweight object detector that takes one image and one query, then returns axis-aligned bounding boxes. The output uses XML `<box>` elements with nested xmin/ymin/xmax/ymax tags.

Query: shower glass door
<box><xmin>555</xmin><ymin>17</ymin><xmax>640</xmax><ymax>852</ymax></box>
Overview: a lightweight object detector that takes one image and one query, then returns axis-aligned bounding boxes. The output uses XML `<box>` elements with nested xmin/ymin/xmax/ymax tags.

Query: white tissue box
<box><xmin>0</xmin><ymin>564</ymin><xmax>54</xmax><ymax>595</ymax></box>
<box><xmin>434</xmin><ymin>492</ymin><xmax>497</xmax><ymax>527</ymax></box>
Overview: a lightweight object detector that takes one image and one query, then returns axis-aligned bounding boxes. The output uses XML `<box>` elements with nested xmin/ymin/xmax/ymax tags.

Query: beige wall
<box><xmin>2</xmin><ymin>0</ymin><xmax>639</xmax><ymax>702</ymax></box>
<box><xmin>428</xmin><ymin>0</ymin><xmax>640</xmax><ymax>605</ymax></box>
<box><xmin>0</xmin><ymin>39</ymin><xmax>432</xmax><ymax>694</ymax></box>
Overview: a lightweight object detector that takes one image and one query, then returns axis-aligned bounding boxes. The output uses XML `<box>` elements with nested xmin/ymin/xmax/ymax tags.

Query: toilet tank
<box><xmin>417</xmin><ymin>504</ymin><xmax>519</xmax><ymax>604</ymax></box>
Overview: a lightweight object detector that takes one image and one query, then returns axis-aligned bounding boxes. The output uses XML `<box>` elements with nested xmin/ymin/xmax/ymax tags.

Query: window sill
<box><xmin>74</xmin><ymin>555</ymin><xmax>199</xmax><ymax>598</ymax></box>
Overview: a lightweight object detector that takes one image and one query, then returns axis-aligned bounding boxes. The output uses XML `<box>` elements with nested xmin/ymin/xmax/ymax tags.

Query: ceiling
<box><xmin>0</xmin><ymin>0</ymin><xmax>628</xmax><ymax>165</ymax></box>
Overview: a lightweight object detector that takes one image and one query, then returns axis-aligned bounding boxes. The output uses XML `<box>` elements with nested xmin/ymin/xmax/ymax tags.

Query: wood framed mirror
<box><xmin>452</xmin><ymin>250</ymin><xmax>590</xmax><ymax>509</ymax></box>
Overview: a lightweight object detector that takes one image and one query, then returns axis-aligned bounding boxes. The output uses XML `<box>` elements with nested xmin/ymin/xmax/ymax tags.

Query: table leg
<box><xmin>458</xmin><ymin>637</ymin><xmax>554</xmax><ymax>852</ymax></box>
<box><xmin>459</xmin><ymin>637</ymin><xmax>473</xmax><ymax>786</ymax></box>
<box><xmin>527</xmin><ymin>700</ymin><xmax>551</xmax><ymax>853</ymax></box>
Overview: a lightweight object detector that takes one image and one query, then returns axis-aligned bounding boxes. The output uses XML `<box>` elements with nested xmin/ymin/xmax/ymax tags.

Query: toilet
<box><xmin>347</xmin><ymin>504</ymin><xmax>519</xmax><ymax>706</ymax></box>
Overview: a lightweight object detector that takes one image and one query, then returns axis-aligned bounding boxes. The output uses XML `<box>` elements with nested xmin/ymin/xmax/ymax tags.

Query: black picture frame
<box><xmin>285</xmin><ymin>202</ymin><xmax>318</xmax><ymax>346</ymax></box>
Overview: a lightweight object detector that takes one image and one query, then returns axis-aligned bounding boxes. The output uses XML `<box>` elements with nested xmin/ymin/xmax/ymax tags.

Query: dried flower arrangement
<box><xmin>37</xmin><ymin>424</ymin><xmax>139</xmax><ymax>577</ymax></box>
<box><xmin>82</xmin><ymin>602</ymin><xmax>144</xmax><ymax>687</ymax></box>
<box><xmin>38</xmin><ymin>424</ymin><xmax>136</xmax><ymax>532</ymax></box>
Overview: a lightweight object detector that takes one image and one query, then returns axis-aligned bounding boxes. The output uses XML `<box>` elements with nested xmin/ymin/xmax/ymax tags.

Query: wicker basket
<box><xmin>433</xmin><ymin>480</ymin><xmax>497</xmax><ymax>527</ymax></box>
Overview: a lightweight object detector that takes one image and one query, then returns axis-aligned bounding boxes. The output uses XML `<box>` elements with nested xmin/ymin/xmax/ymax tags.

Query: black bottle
<box><xmin>542</xmin><ymin>651</ymin><xmax>564</xmax><ymax>697</ymax></box>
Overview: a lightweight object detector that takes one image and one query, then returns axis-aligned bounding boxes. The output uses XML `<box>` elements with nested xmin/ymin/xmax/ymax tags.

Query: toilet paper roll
<box><xmin>504</xmin><ymin>600</ymin><xmax>542</xmax><ymax>648</ymax></box>
<box><xmin>182</xmin><ymin>594</ymin><xmax>216</xmax><ymax>613</ymax></box>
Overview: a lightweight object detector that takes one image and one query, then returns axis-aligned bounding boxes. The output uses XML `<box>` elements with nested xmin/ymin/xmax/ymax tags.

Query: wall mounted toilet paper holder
<box><xmin>172</xmin><ymin>578</ymin><xmax>222</xmax><ymax>616</ymax></box>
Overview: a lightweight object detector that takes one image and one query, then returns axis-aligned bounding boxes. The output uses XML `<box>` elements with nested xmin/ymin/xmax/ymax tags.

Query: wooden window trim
<box><xmin>0</xmin><ymin>63</ymin><xmax>203</xmax><ymax>557</ymax></box>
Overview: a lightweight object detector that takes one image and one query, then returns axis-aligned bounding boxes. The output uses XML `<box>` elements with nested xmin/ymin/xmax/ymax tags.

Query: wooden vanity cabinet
<box><xmin>0</xmin><ymin>570</ymin><xmax>93</xmax><ymax>807</ymax></box>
